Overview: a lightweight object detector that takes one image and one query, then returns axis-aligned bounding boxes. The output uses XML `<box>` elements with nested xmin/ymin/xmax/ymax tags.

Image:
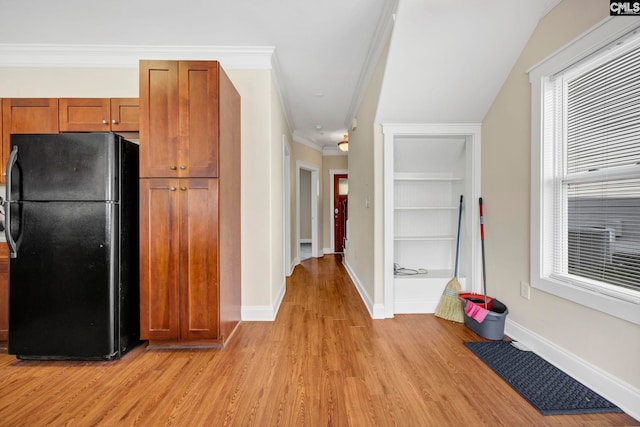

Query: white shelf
<box><xmin>394</xmin><ymin>269</ymin><xmax>455</xmax><ymax>279</ymax></box>
<box><xmin>394</xmin><ymin>172</ymin><xmax>462</xmax><ymax>182</ymax></box>
<box><xmin>394</xmin><ymin>235</ymin><xmax>456</xmax><ymax>241</ymax></box>
<box><xmin>394</xmin><ymin>206</ymin><xmax>457</xmax><ymax>211</ymax></box>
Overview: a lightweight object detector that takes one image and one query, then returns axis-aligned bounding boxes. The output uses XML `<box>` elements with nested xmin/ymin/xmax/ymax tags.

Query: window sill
<box><xmin>532</xmin><ymin>276</ymin><xmax>640</xmax><ymax>326</ymax></box>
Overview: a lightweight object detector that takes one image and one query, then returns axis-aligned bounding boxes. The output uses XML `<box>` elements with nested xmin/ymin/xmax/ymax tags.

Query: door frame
<box><xmin>296</xmin><ymin>161</ymin><xmax>320</xmax><ymax>261</ymax></box>
<box><xmin>283</xmin><ymin>135</ymin><xmax>292</xmax><ymax>275</ymax></box>
<box><xmin>329</xmin><ymin>169</ymin><xmax>348</xmax><ymax>254</ymax></box>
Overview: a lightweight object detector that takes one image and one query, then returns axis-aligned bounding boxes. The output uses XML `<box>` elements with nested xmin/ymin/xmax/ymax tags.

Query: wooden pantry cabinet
<box><xmin>139</xmin><ymin>60</ymin><xmax>241</xmax><ymax>347</ymax></box>
<box><xmin>59</xmin><ymin>98</ymin><xmax>139</xmax><ymax>132</ymax></box>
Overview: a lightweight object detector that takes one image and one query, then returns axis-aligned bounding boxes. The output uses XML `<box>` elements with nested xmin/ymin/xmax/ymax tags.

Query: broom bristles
<box><xmin>434</xmin><ymin>277</ymin><xmax>464</xmax><ymax>323</ymax></box>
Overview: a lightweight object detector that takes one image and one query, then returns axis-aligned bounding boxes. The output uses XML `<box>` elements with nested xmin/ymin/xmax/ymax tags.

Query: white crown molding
<box><xmin>292</xmin><ymin>132</ymin><xmax>323</xmax><ymax>152</ymax></box>
<box><xmin>344</xmin><ymin>0</ymin><xmax>398</xmax><ymax>128</ymax></box>
<box><xmin>322</xmin><ymin>146</ymin><xmax>348</xmax><ymax>157</ymax></box>
<box><xmin>0</xmin><ymin>44</ymin><xmax>275</xmax><ymax>69</ymax></box>
<box><xmin>541</xmin><ymin>0</ymin><xmax>562</xmax><ymax>17</ymax></box>
<box><xmin>270</xmin><ymin>50</ymin><xmax>295</xmax><ymax>131</ymax></box>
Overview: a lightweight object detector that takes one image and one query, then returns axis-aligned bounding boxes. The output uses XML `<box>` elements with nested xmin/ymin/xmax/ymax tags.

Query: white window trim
<box><xmin>529</xmin><ymin>16</ymin><xmax>640</xmax><ymax>326</ymax></box>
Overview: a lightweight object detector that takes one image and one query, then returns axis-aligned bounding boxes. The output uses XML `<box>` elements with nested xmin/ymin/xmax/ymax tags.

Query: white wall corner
<box><xmin>342</xmin><ymin>258</ymin><xmax>385</xmax><ymax>319</ymax></box>
<box><xmin>505</xmin><ymin>319</ymin><xmax>640</xmax><ymax>420</ymax></box>
<box><xmin>241</xmin><ymin>280</ymin><xmax>286</xmax><ymax>321</ymax></box>
<box><xmin>372</xmin><ymin>304</ymin><xmax>386</xmax><ymax>319</ymax></box>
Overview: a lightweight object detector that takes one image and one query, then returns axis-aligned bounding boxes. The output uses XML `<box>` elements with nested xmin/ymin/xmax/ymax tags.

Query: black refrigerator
<box><xmin>5</xmin><ymin>132</ymin><xmax>140</xmax><ymax>360</ymax></box>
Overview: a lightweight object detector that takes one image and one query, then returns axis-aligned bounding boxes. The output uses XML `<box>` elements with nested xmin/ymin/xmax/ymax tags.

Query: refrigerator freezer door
<box><xmin>8</xmin><ymin>201</ymin><xmax>118</xmax><ymax>360</ymax></box>
<box><xmin>8</xmin><ymin>133</ymin><xmax>119</xmax><ymax>202</ymax></box>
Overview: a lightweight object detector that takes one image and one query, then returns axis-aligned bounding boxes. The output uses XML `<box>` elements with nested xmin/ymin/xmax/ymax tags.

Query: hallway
<box><xmin>0</xmin><ymin>255</ymin><xmax>635</xmax><ymax>426</ymax></box>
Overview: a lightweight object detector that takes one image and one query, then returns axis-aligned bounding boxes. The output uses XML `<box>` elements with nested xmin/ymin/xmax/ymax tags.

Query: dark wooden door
<box><xmin>139</xmin><ymin>61</ymin><xmax>180</xmax><ymax>178</ymax></box>
<box><xmin>334</xmin><ymin>174</ymin><xmax>348</xmax><ymax>252</ymax></box>
<box><xmin>139</xmin><ymin>178</ymin><xmax>181</xmax><ymax>340</ymax></box>
<box><xmin>179</xmin><ymin>179</ymin><xmax>219</xmax><ymax>340</ymax></box>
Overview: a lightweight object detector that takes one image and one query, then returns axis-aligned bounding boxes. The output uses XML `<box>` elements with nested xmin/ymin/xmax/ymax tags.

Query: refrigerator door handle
<box><xmin>5</xmin><ymin>145</ymin><xmax>19</xmax><ymax>258</ymax></box>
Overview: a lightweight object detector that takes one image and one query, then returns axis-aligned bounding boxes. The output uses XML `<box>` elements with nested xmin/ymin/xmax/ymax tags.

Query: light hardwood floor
<box><xmin>0</xmin><ymin>255</ymin><xmax>636</xmax><ymax>426</ymax></box>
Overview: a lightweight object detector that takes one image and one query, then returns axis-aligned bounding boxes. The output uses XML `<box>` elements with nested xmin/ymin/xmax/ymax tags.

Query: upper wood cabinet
<box><xmin>140</xmin><ymin>60</ymin><xmax>236</xmax><ymax>178</ymax></box>
<box><xmin>1</xmin><ymin>98</ymin><xmax>59</xmax><ymax>182</ymax></box>
<box><xmin>59</xmin><ymin>98</ymin><xmax>139</xmax><ymax>132</ymax></box>
<box><xmin>110</xmin><ymin>98</ymin><xmax>139</xmax><ymax>132</ymax></box>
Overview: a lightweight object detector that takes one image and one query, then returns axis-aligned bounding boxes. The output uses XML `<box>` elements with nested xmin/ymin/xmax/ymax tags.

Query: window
<box><xmin>530</xmin><ymin>18</ymin><xmax>640</xmax><ymax>325</ymax></box>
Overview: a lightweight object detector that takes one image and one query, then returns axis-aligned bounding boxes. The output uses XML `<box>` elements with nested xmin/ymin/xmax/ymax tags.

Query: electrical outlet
<box><xmin>520</xmin><ymin>281</ymin><xmax>530</xmax><ymax>300</ymax></box>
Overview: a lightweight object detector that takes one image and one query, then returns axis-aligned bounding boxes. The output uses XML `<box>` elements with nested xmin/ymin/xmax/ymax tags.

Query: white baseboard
<box><xmin>505</xmin><ymin>319</ymin><xmax>640</xmax><ymax>420</ymax></box>
<box><xmin>323</xmin><ymin>247</ymin><xmax>333</xmax><ymax>254</ymax></box>
<box><xmin>394</xmin><ymin>299</ymin><xmax>439</xmax><ymax>314</ymax></box>
<box><xmin>241</xmin><ymin>280</ymin><xmax>286</xmax><ymax>321</ymax></box>
<box><xmin>342</xmin><ymin>258</ymin><xmax>386</xmax><ymax>319</ymax></box>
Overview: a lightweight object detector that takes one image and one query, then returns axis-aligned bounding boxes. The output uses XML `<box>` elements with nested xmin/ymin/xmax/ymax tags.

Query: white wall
<box><xmin>482</xmin><ymin>0</ymin><xmax>639</xmax><ymax>413</ymax></box>
<box><xmin>344</xmin><ymin>39</ymin><xmax>390</xmax><ymax>317</ymax></box>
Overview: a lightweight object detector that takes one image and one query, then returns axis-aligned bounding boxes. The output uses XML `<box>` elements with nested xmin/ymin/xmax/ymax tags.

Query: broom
<box><xmin>435</xmin><ymin>195</ymin><xmax>464</xmax><ymax>322</ymax></box>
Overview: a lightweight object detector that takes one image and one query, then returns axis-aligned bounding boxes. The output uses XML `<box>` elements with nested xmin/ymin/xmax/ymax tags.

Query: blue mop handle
<box><xmin>454</xmin><ymin>195</ymin><xmax>463</xmax><ymax>278</ymax></box>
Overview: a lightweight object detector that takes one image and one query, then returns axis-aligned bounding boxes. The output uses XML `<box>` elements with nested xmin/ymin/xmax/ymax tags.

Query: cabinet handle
<box><xmin>179</xmin><ymin>165</ymin><xmax>187</xmax><ymax>170</ymax></box>
<box><xmin>111</xmin><ymin>119</ymin><xmax>118</xmax><ymax>124</ymax></box>
<box><xmin>180</xmin><ymin>186</ymin><xmax>187</xmax><ymax>191</ymax></box>
<box><xmin>169</xmin><ymin>165</ymin><xmax>177</xmax><ymax>170</ymax></box>
<box><xmin>102</xmin><ymin>119</ymin><xmax>108</xmax><ymax>125</ymax></box>
<box><xmin>169</xmin><ymin>186</ymin><xmax>176</xmax><ymax>191</ymax></box>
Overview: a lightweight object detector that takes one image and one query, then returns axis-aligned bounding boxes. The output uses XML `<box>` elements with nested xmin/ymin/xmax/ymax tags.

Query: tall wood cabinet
<box><xmin>139</xmin><ymin>60</ymin><xmax>241</xmax><ymax>347</ymax></box>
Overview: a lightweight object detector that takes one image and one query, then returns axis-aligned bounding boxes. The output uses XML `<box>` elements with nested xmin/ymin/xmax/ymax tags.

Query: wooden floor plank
<box><xmin>0</xmin><ymin>255</ymin><xmax>636</xmax><ymax>426</ymax></box>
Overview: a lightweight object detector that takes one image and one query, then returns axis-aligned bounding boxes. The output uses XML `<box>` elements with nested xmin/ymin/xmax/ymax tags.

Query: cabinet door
<box><xmin>140</xmin><ymin>179</ymin><xmax>181</xmax><ymax>340</ymax></box>
<box><xmin>179</xmin><ymin>61</ymin><xmax>219</xmax><ymax>178</ymax></box>
<box><xmin>59</xmin><ymin>98</ymin><xmax>111</xmax><ymax>132</ymax></box>
<box><xmin>110</xmin><ymin>98</ymin><xmax>139</xmax><ymax>132</ymax></box>
<box><xmin>139</xmin><ymin>61</ymin><xmax>180</xmax><ymax>178</ymax></box>
<box><xmin>179</xmin><ymin>179</ymin><xmax>219</xmax><ymax>340</ymax></box>
<box><xmin>0</xmin><ymin>245</ymin><xmax>8</xmax><ymax>341</ymax></box>
<box><xmin>1</xmin><ymin>98</ymin><xmax>58</xmax><ymax>183</ymax></box>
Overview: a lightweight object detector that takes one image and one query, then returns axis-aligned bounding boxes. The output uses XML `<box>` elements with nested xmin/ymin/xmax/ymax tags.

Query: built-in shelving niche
<box><xmin>383</xmin><ymin>124</ymin><xmax>481</xmax><ymax>317</ymax></box>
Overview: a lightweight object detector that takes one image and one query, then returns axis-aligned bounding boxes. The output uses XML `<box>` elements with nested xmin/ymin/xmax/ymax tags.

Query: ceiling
<box><xmin>0</xmin><ymin>0</ymin><xmax>559</xmax><ymax>152</ymax></box>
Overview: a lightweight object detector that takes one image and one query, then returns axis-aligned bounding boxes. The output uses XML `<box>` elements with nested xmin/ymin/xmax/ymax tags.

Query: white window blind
<box><xmin>550</xmin><ymin>34</ymin><xmax>640</xmax><ymax>295</ymax></box>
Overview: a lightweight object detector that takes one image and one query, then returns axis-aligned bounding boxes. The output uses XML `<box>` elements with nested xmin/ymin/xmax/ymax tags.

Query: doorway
<box><xmin>296</xmin><ymin>161</ymin><xmax>320</xmax><ymax>262</ymax></box>
<box><xmin>332</xmin><ymin>172</ymin><xmax>348</xmax><ymax>253</ymax></box>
